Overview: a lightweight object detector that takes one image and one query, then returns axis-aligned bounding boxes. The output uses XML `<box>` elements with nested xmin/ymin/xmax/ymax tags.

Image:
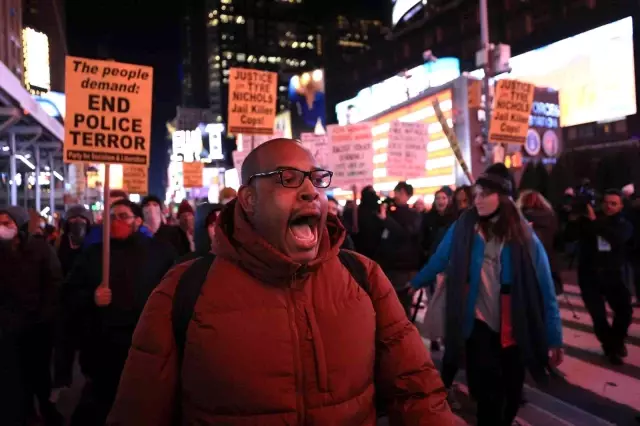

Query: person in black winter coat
<box><xmin>421</xmin><ymin>188</ymin><xmax>456</xmax><ymax>264</ymax></box>
<box><xmin>65</xmin><ymin>200</ymin><xmax>177</xmax><ymax>425</ymax></box>
<box><xmin>178</xmin><ymin>202</ymin><xmax>224</xmax><ymax>263</ymax></box>
<box><xmin>565</xmin><ymin>189</ymin><xmax>634</xmax><ymax>365</ymax></box>
<box><xmin>54</xmin><ymin>205</ymin><xmax>93</xmax><ymax>389</ymax></box>
<box><xmin>0</xmin><ymin>206</ymin><xmax>63</xmax><ymax>426</ymax></box>
<box><xmin>327</xmin><ymin>196</ymin><xmax>355</xmax><ymax>250</ymax></box>
<box><xmin>518</xmin><ymin>190</ymin><xmax>563</xmax><ymax>295</ymax></box>
<box><xmin>375</xmin><ymin>182</ymin><xmax>423</xmax><ymax>317</ymax></box>
<box><xmin>352</xmin><ymin>186</ymin><xmax>384</xmax><ymax>259</ymax></box>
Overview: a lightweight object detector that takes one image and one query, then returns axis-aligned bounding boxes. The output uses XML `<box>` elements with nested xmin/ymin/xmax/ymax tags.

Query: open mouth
<box><xmin>288</xmin><ymin>213</ymin><xmax>320</xmax><ymax>248</ymax></box>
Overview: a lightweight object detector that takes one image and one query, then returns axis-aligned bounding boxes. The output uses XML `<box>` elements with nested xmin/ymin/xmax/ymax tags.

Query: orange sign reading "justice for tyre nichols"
<box><xmin>64</xmin><ymin>56</ymin><xmax>153</xmax><ymax>166</ymax></box>
<box><xmin>228</xmin><ymin>68</ymin><xmax>277</xmax><ymax>135</ymax></box>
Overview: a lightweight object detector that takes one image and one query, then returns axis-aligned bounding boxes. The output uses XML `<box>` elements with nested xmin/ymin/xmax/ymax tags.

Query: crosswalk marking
<box><xmin>415</xmin><ymin>277</ymin><xmax>640</xmax><ymax>425</ymax></box>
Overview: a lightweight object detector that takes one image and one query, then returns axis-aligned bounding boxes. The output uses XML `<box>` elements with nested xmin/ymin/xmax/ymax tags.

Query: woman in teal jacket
<box><xmin>411</xmin><ymin>163</ymin><xmax>564</xmax><ymax>426</ymax></box>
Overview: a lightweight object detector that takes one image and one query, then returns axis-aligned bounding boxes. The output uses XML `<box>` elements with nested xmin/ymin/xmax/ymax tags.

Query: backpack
<box><xmin>171</xmin><ymin>250</ymin><xmax>385</xmax><ymax>419</ymax></box>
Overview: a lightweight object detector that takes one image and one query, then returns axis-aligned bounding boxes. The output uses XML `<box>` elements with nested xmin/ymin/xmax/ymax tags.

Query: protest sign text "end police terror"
<box><xmin>64</xmin><ymin>56</ymin><xmax>153</xmax><ymax>166</ymax></box>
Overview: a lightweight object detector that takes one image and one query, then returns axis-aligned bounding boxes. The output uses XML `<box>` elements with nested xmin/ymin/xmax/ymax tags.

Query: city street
<box><xmin>50</xmin><ymin>271</ymin><xmax>640</xmax><ymax>426</ymax></box>
<box><xmin>413</xmin><ymin>270</ymin><xmax>640</xmax><ymax>426</ymax></box>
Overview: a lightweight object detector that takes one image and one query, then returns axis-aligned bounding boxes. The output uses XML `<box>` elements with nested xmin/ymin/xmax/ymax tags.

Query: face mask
<box><xmin>68</xmin><ymin>222</ymin><xmax>87</xmax><ymax>246</ymax></box>
<box><xmin>0</xmin><ymin>225</ymin><xmax>17</xmax><ymax>241</ymax></box>
<box><xmin>110</xmin><ymin>220</ymin><xmax>133</xmax><ymax>240</ymax></box>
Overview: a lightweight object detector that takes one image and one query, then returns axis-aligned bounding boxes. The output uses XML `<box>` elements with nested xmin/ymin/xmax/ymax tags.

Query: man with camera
<box><xmin>565</xmin><ymin>189</ymin><xmax>634</xmax><ymax>365</ymax></box>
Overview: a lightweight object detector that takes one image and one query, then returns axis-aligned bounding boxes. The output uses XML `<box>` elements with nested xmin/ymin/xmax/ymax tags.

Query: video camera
<box><xmin>570</xmin><ymin>182</ymin><xmax>596</xmax><ymax>215</ymax></box>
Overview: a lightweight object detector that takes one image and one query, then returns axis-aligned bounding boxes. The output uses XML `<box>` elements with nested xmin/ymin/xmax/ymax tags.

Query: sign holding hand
<box><xmin>94</xmin><ymin>282</ymin><xmax>112</xmax><ymax>307</ymax></box>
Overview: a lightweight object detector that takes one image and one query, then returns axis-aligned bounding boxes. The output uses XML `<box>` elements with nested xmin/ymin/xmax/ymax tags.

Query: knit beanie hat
<box><xmin>177</xmin><ymin>200</ymin><xmax>195</xmax><ymax>217</ymax></box>
<box><xmin>476</xmin><ymin>163</ymin><xmax>515</xmax><ymax>197</ymax></box>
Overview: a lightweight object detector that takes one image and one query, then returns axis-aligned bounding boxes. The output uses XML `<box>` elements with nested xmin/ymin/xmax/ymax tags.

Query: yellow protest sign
<box><xmin>228</xmin><ymin>68</ymin><xmax>277</xmax><ymax>135</ymax></box>
<box><xmin>122</xmin><ymin>165</ymin><xmax>148</xmax><ymax>194</ymax></box>
<box><xmin>182</xmin><ymin>162</ymin><xmax>203</xmax><ymax>188</ymax></box>
<box><xmin>64</xmin><ymin>56</ymin><xmax>153</xmax><ymax>165</ymax></box>
<box><xmin>488</xmin><ymin>79</ymin><xmax>535</xmax><ymax>144</ymax></box>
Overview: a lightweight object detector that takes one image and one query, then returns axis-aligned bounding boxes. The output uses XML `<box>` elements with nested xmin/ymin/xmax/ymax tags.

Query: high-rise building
<box><xmin>22</xmin><ymin>0</ymin><xmax>66</xmax><ymax>93</ymax></box>
<box><xmin>181</xmin><ymin>0</ymin><xmax>323</xmax><ymax>126</ymax></box>
<box><xmin>0</xmin><ymin>0</ymin><xmax>24</xmax><ymax>80</ymax></box>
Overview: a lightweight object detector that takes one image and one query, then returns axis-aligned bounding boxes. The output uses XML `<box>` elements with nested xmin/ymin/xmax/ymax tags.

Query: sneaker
<box><xmin>608</xmin><ymin>353</ymin><xmax>624</xmax><ymax>366</ymax></box>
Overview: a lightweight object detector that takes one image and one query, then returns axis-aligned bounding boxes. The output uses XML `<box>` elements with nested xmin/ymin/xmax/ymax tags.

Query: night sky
<box><xmin>64</xmin><ymin>0</ymin><xmax>388</xmax><ymax>197</ymax></box>
<box><xmin>66</xmin><ymin>1</ymin><xmax>182</xmax><ymax>198</ymax></box>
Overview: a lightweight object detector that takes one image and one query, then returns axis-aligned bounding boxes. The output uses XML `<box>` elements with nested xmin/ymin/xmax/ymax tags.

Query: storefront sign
<box><xmin>524</xmin><ymin>129</ymin><xmax>541</xmax><ymax>156</ymax></box>
<box><xmin>529</xmin><ymin>101</ymin><xmax>560</xmax><ymax>129</ymax></box>
<box><xmin>386</xmin><ymin>121</ymin><xmax>429</xmax><ymax>179</ymax></box>
<box><xmin>228</xmin><ymin>68</ymin><xmax>277</xmax><ymax>135</ymax></box>
<box><xmin>335</xmin><ymin>58</ymin><xmax>460</xmax><ymax>125</ymax></box>
<box><xmin>542</xmin><ymin>130</ymin><xmax>559</xmax><ymax>157</ymax></box>
<box><xmin>64</xmin><ymin>56</ymin><xmax>153</xmax><ymax>165</ymax></box>
<box><xmin>489</xmin><ymin>79</ymin><xmax>535</xmax><ymax>144</ymax></box>
<box><xmin>328</xmin><ymin>123</ymin><xmax>374</xmax><ymax>188</ymax></box>
<box><xmin>300</xmin><ymin>133</ymin><xmax>330</xmax><ymax>170</ymax></box>
<box><xmin>172</xmin><ymin>123</ymin><xmax>224</xmax><ymax>162</ymax></box>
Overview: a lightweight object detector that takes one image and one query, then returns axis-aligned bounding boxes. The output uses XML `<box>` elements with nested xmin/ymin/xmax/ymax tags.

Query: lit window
<box><xmin>268</xmin><ymin>56</ymin><xmax>276</xmax><ymax>63</ymax></box>
<box><xmin>292</xmin><ymin>42</ymin><xmax>298</xmax><ymax>48</ymax></box>
<box><xmin>307</xmin><ymin>43</ymin><xmax>314</xmax><ymax>49</ymax></box>
<box><xmin>215</xmin><ymin>55</ymin><xmax>220</xmax><ymax>61</ymax></box>
<box><xmin>222</xmin><ymin>69</ymin><xmax>230</xmax><ymax>76</ymax></box>
<box><xmin>221</xmin><ymin>5</ymin><xmax>226</xmax><ymax>10</ymax></box>
<box><xmin>208</xmin><ymin>12</ymin><xmax>214</xmax><ymax>18</ymax></box>
<box><xmin>247</xmin><ymin>55</ymin><xmax>255</xmax><ymax>62</ymax></box>
<box><xmin>220</xmin><ymin>14</ymin><xmax>228</xmax><ymax>23</ymax></box>
<box><xmin>308</xmin><ymin>35</ymin><xmax>313</xmax><ymax>41</ymax></box>
<box><xmin>279</xmin><ymin>86</ymin><xmax>286</xmax><ymax>92</ymax></box>
<box><xmin>259</xmin><ymin>56</ymin><xmax>267</xmax><ymax>63</ymax></box>
<box><xmin>222</xmin><ymin>34</ymin><xmax>227</xmax><ymax>40</ymax></box>
<box><xmin>236</xmin><ymin>15</ymin><xmax>245</xmax><ymax>24</ymax></box>
<box><xmin>208</xmin><ymin>18</ymin><xmax>219</xmax><ymax>27</ymax></box>
<box><xmin>225</xmin><ymin>52</ymin><xmax>233</xmax><ymax>59</ymax></box>
<box><xmin>279</xmin><ymin>41</ymin><xmax>286</xmax><ymax>47</ymax></box>
<box><xmin>237</xmin><ymin>53</ymin><xmax>246</xmax><ymax>61</ymax></box>
<box><xmin>223</xmin><ymin>78</ymin><xmax>228</xmax><ymax>84</ymax></box>
<box><xmin>299</xmin><ymin>42</ymin><xmax>306</xmax><ymax>48</ymax></box>
<box><xmin>300</xmin><ymin>60</ymin><xmax>306</xmax><ymax>66</ymax></box>
<box><xmin>221</xmin><ymin>60</ymin><xmax>227</xmax><ymax>67</ymax></box>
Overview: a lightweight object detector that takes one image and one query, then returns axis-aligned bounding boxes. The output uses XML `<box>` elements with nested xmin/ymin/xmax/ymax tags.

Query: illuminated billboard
<box><xmin>392</xmin><ymin>0</ymin><xmax>424</xmax><ymax>27</ymax></box>
<box><xmin>471</xmin><ymin>17</ymin><xmax>636</xmax><ymax>127</ymax></box>
<box><xmin>22</xmin><ymin>27</ymin><xmax>51</xmax><ymax>92</ymax></box>
<box><xmin>289</xmin><ymin>69</ymin><xmax>326</xmax><ymax>137</ymax></box>
<box><xmin>335</xmin><ymin>57</ymin><xmax>460</xmax><ymax>125</ymax></box>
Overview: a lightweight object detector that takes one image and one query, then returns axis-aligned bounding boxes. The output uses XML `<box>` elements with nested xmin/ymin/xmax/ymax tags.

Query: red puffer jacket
<box><xmin>107</xmin><ymin>202</ymin><xmax>454</xmax><ymax>425</ymax></box>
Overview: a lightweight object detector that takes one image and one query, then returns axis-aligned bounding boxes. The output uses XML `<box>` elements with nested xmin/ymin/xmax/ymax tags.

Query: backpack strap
<box><xmin>338</xmin><ymin>250</ymin><xmax>371</xmax><ymax>295</ymax></box>
<box><xmin>172</xmin><ymin>253</ymin><xmax>216</xmax><ymax>361</ymax></box>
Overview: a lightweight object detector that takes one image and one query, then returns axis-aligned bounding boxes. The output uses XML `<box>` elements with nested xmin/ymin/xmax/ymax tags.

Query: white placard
<box><xmin>300</xmin><ymin>133</ymin><xmax>330</xmax><ymax>170</ymax></box>
<box><xmin>241</xmin><ymin>130</ymin><xmax>284</xmax><ymax>151</ymax></box>
<box><xmin>232</xmin><ymin>150</ymin><xmax>249</xmax><ymax>183</ymax></box>
<box><xmin>327</xmin><ymin>123</ymin><xmax>374</xmax><ymax>188</ymax></box>
<box><xmin>386</xmin><ymin>121</ymin><xmax>429</xmax><ymax>179</ymax></box>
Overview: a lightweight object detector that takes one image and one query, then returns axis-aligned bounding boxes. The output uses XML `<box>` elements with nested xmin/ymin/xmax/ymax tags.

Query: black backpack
<box><xmin>170</xmin><ymin>250</ymin><xmax>385</xmax><ymax>420</ymax></box>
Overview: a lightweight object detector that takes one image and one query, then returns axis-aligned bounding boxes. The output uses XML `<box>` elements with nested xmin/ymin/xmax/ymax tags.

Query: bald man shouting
<box><xmin>107</xmin><ymin>139</ymin><xmax>454</xmax><ymax>426</ymax></box>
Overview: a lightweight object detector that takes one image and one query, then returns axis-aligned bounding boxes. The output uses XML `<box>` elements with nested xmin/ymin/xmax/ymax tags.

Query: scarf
<box><xmin>444</xmin><ymin>209</ymin><xmax>550</xmax><ymax>383</ymax></box>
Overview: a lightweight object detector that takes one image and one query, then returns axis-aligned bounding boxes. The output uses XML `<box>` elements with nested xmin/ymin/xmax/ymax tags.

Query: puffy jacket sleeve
<box><xmin>106</xmin><ymin>261</ymin><xmax>193</xmax><ymax>426</ymax></box>
<box><xmin>361</xmin><ymin>256</ymin><xmax>456</xmax><ymax>425</ymax></box>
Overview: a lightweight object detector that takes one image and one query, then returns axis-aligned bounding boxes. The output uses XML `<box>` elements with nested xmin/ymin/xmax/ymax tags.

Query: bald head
<box><xmin>240</xmin><ymin>138</ymin><xmax>309</xmax><ymax>185</ymax></box>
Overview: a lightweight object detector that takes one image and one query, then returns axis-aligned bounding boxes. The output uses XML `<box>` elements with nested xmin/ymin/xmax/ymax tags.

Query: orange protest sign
<box><xmin>182</xmin><ymin>162</ymin><xmax>204</xmax><ymax>188</ymax></box>
<box><xmin>488</xmin><ymin>79</ymin><xmax>535</xmax><ymax>145</ymax></box>
<box><xmin>122</xmin><ymin>165</ymin><xmax>148</xmax><ymax>195</ymax></box>
<box><xmin>64</xmin><ymin>56</ymin><xmax>153</xmax><ymax>165</ymax></box>
<box><xmin>228</xmin><ymin>68</ymin><xmax>277</xmax><ymax>135</ymax></box>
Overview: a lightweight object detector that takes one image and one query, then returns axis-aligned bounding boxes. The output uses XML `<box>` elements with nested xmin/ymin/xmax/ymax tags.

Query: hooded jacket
<box><xmin>107</xmin><ymin>200</ymin><xmax>454</xmax><ymax>426</ymax></box>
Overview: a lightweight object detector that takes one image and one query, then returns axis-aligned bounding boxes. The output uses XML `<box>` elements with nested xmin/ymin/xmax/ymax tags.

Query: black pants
<box><xmin>16</xmin><ymin>322</ymin><xmax>56</xmax><ymax>419</ymax></box>
<box><xmin>632</xmin><ymin>258</ymin><xmax>640</xmax><ymax>302</ymax></box>
<box><xmin>578</xmin><ymin>267</ymin><xmax>632</xmax><ymax>354</ymax></box>
<box><xmin>71</xmin><ymin>326</ymin><xmax>133</xmax><ymax>426</ymax></box>
<box><xmin>466</xmin><ymin>320</ymin><xmax>526</xmax><ymax>426</ymax></box>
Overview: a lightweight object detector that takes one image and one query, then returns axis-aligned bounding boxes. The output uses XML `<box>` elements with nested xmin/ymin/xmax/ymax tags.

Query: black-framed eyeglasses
<box><xmin>248</xmin><ymin>167</ymin><xmax>333</xmax><ymax>189</ymax></box>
